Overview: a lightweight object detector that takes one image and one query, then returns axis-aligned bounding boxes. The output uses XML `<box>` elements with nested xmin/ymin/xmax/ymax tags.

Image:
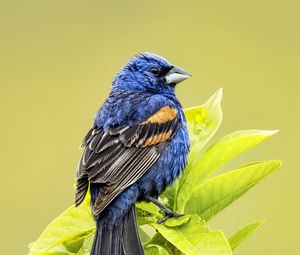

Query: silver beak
<box><xmin>165</xmin><ymin>65</ymin><xmax>192</xmax><ymax>85</ymax></box>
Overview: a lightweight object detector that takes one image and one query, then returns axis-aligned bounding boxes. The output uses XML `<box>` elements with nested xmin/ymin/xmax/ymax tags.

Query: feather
<box><xmin>75</xmin><ymin>106</ymin><xmax>179</xmax><ymax>215</ymax></box>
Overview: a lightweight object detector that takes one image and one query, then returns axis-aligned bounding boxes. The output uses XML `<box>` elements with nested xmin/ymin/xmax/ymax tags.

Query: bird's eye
<box><xmin>148</xmin><ymin>67</ymin><xmax>161</xmax><ymax>76</ymax></box>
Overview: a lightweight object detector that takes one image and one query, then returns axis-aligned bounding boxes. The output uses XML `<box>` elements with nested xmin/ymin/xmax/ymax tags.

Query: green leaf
<box><xmin>177</xmin><ymin>130</ymin><xmax>278</xmax><ymax>212</ymax></box>
<box><xmin>163</xmin><ymin>215</ymin><xmax>191</xmax><ymax>227</ymax></box>
<box><xmin>185</xmin><ymin>88</ymin><xmax>223</xmax><ymax>165</ymax></box>
<box><xmin>175</xmin><ymin>89</ymin><xmax>223</xmax><ymax>211</ymax></box>
<box><xmin>193</xmin><ymin>130</ymin><xmax>278</xmax><ymax>182</ymax></box>
<box><xmin>161</xmin><ymin>180</ymin><xmax>179</xmax><ymax>210</ymax></box>
<box><xmin>137</xmin><ymin>213</ymin><xmax>157</xmax><ymax>226</ymax></box>
<box><xmin>76</xmin><ymin>232</ymin><xmax>95</xmax><ymax>255</ymax></box>
<box><xmin>149</xmin><ymin>233</ymin><xmax>183</xmax><ymax>255</ymax></box>
<box><xmin>36</xmin><ymin>252</ymin><xmax>72</xmax><ymax>255</ymax></box>
<box><xmin>136</xmin><ymin>201</ymin><xmax>162</xmax><ymax>216</ymax></box>
<box><xmin>39</xmin><ymin>229</ymin><xmax>95</xmax><ymax>254</ymax></box>
<box><xmin>136</xmin><ymin>202</ymin><xmax>162</xmax><ymax>226</ymax></box>
<box><xmin>145</xmin><ymin>244</ymin><xmax>170</xmax><ymax>255</ymax></box>
<box><xmin>151</xmin><ymin>215</ymin><xmax>232</xmax><ymax>255</ymax></box>
<box><xmin>228</xmin><ymin>221</ymin><xmax>265</xmax><ymax>251</ymax></box>
<box><xmin>184</xmin><ymin>160</ymin><xmax>281</xmax><ymax>220</ymax></box>
<box><xmin>139</xmin><ymin>227</ymin><xmax>152</xmax><ymax>243</ymax></box>
<box><xmin>28</xmin><ymin>196</ymin><xmax>94</xmax><ymax>255</ymax></box>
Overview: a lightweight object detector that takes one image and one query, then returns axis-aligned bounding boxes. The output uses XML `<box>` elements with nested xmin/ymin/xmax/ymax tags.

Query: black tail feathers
<box><xmin>90</xmin><ymin>206</ymin><xmax>145</xmax><ymax>255</ymax></box>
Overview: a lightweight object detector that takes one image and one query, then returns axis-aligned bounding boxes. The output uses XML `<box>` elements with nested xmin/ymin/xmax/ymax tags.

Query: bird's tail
<box><xmin>91</xmin><ymin>205</ymin><xmax>144</xmax><ymax>255</ymax></box>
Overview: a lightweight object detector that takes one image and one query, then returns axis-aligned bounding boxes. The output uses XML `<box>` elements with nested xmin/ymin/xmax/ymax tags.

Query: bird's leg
<box><xmin>147</xmin><ymin>196</ymin><xmax>184</xmax><ymax>224</ymax></box>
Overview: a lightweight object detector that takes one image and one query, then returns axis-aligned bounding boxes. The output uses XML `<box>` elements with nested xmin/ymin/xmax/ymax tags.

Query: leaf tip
<box><xmin>267</xmin><ymin>159</ymin><xmax>282</xmax><ymax>169</ymax></box>
<box><xmin>215</xmin><ymin>87</ymin><xmax>223</xmax><ymax>101</ymax></box>
<box><xmin>263</xmin><ymin>130</ymin><xmax>279</xmax><ymax>136</ymax></box>
<box><xmin>251</xmin><ymin>219</ymin><xmax>266</xmax><ymax>227</ymax></box>
<box><xmin>275</xmin><ymin>160</ymin><xmax>282</xmax><ymax>168</ymax></box>
<box><xmin>205</xmin><ymin>88</ymin><xmax>223</xmax><ymax>107</ymax></box>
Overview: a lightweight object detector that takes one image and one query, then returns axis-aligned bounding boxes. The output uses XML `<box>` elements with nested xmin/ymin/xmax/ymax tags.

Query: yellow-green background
<box><xmin>0</xmin><ymin>1</ymin><xmax>299</xmax><ymax>254</ymax></box>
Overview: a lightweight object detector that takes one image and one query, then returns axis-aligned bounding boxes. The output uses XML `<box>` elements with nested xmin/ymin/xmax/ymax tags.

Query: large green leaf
<box><xmin>149</xmin><ymin>233</ymin><xmax>183</xmax><ymax>255</ymax></box>
<box><xmin>174</xmin><ymin>89</ymin><xmax>223</xmax><ymax>211</ymax></box>
<box><xmin>139</xmin><ymin>227</ymin><xmax>152</xmax><ymax>243</ymax></box>
<box><xmin>184</xmin><ymin>160</ymin><xmax>281</xmax><ymax>220</ymax></box>
<box><xmin>36</xmin><ymin>229</ymin><xmax>95</xmax><ymax>254</ymax></box>
<box><xmin>136</xmin><ymin>201</ymin><xmax>162</xmax><ymax>217</ymax></box>
<box><xmin>136</xmin><ymin>201</ymin><xmax>162</xmax><ymax>226</ymax></box>
<box><xmin>28</xmin><ymin>196</ymin><xmax>94</xmax><ymax>255</ymax></box>
<box><xmin>38</xmin><ymin>231</ymin><xmax>94</xmax><ymax>255</ymax></box>
<box><xmin>176</xmin><ymin>130</ymin><xmax>278</xmax><ymax>212</ymax></box>
<box><xmin>163</xmin><ymin>215</ymin><xmax>191</xmax><ymax>228</ymax></box>
<box><xmin>151</xmin><ymin>215</ymin><xmax>232</xmax><ymax>255</ymax></box>
<box><xmin>161</xmin><ymin>180</ymin><xmax>179</xmax><ymax>211</ymax></box>
<box><xmin>184</xmin><ymin>88</ymin><xmax>223</xmax><ymax>165</ymax></box>
<box><xmin>76</xmin><ymin>232</ymin><xmax>95</xmax><ymax>255</ymax></box>
<box><xmin>228</xmin><ymin>221</ymin><xmax>265</xmax><ymax>251</ymax></box>
<box><xmin>145</xmin><ymin>244</ymin><xmax>170</xmax><ymax>255</ymax></box>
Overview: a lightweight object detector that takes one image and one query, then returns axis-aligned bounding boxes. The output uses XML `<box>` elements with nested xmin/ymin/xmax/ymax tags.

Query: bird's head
<box><xmin>112</xmin><ymin>52</ymin><xmax>191</xmax><ymax>94</ymax></box>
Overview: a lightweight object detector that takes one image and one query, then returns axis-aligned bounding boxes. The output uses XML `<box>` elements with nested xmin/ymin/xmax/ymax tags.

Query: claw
<box><xmin>157</xmin><ymin>215</ymin><xmax>169</xmax><ymax>224</ymax></box>
<box><xmin>157</xmin><ymin>212</ymin><xmax>184</xmax><ymax>224</ymax></box>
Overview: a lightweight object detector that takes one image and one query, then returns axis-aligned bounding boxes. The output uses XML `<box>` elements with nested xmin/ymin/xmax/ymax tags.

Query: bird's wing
<box><xmin>75</xmin><ymin>106</ymin><xmax>179</xmax><ymax>215</ymax></box>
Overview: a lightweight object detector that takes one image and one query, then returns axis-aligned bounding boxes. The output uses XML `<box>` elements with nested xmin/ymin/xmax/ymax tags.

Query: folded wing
<box><xmin>75</xmin><ymin>106</ymin><xmax>179</xmax><ymax>215</ymax></box>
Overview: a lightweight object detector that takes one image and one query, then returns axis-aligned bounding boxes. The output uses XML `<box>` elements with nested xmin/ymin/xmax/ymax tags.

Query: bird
<box><xmin>74</xmin><ymin>53</ymin><xmax>191</xmax><ymax>255</ymax></box>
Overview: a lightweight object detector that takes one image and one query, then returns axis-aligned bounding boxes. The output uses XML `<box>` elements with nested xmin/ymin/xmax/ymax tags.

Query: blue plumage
<box><xmin>75</xmin><ymin>53</ymin><xmax>191</xmax><ymax>255</ymax></box>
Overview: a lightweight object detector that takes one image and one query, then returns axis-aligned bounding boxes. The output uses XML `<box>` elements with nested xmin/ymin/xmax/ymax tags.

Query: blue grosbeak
<box><xmin>75</xmin><ymin>53</ymin><xmax>191</xmax><ymax>255</ymax></box>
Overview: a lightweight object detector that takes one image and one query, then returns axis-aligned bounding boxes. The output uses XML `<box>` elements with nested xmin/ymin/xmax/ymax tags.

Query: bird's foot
<box><xmin>157</xmin><ymin>211</ymin><xmax>184</xmax><ymax>224</ymax></box>
<box><xmin>146</xmin><ymin>196</ymin><xmax>184</xmax><ymax>224</ymax></box>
